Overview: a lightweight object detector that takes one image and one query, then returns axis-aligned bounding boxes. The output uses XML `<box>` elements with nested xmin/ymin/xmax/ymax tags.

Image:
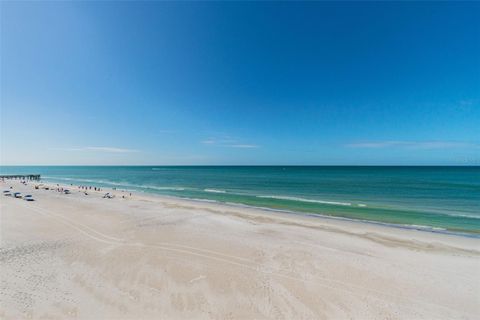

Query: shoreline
<box><xmin>1</xmin><ymin>179</ymin><xmax>479</xmax><ymax>318</ymax></box>
<box><xmin>6</xmin><ymin>178</ymin><xmax>480</xmax><ymax>251</ymax></box>
<box><xmin>36</xmin><ymin>177</ymin><xmax>480</xmax><ymax>239</ymax></box>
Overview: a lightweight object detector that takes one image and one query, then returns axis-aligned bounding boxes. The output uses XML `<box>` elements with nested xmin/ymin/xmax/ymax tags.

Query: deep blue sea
<box><xmin>1</xmin><ymin>166</ymin><xmax>479</xmax><ymax>236</ymax></box>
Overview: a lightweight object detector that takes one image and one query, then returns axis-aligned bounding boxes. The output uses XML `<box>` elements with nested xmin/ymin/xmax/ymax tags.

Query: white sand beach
<box><xmin>1</xmin><ymin>180</ymin><xmax>479</xmax><ymax>319</ymax></box>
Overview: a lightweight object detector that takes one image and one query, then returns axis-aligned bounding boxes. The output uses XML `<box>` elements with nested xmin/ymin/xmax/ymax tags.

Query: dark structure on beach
<box><xmin>0</xmin><ymin>174</ymin><xmax>41</xmax><ymax>181</ymax></box>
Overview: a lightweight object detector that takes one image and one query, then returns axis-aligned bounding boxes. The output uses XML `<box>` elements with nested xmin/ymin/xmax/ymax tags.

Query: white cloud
<box><xmin>346</xmin><ymin>141</ymin><xmax>479</xmax><ymax>149</ymax></box>
<box><xmin>201</xmin><ymin>137</ymin><xmax>260</xmax><ymax>149</ymax></box>
<box><xmin>54</xmin><ymin>146</ymin><xmax>139</xmax><ymax>153</ymax></box>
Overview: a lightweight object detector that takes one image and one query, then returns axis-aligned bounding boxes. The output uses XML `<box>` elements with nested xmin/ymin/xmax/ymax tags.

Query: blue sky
<box><xmin>1</xmin><ymin>1</ymin><xmax>479</xmax><ymax>165</ymax></box>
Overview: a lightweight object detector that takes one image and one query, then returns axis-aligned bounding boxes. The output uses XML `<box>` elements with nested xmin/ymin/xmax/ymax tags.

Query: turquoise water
<box><xmin>1</xmin><ymin>166</ymin><xmax>479</xmax><ymax>236</ymax></box>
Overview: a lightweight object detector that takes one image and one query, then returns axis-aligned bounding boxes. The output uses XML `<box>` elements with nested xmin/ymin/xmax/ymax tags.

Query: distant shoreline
<box><xmin>1</xmin><ymin>165</ymin><xmax>478</xmax><ymax>237</ymax></box>
<box><xmin>8</xmin><ymin>177</ymin><xmax>479</xmax><ymax>239</ymax></box>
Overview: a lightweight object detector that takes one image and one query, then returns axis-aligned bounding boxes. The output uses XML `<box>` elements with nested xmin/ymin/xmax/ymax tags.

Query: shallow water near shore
<box><xmin>1</xmin><ymin>166</ymin><xmax>479</xmax><ymax>236</ymax></box>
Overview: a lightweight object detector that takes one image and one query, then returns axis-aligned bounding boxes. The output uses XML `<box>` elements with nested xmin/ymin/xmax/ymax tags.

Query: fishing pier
<box><xmin>0</xmin><ymin>174</ymin><xmax>41</xmax><ymax>181</ymax></box>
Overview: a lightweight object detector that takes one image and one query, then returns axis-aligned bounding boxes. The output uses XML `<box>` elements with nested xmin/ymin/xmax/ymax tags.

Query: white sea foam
<box><xmin>404</xmin><ymin>224</ymin><xmax>447</xmax><ymax>231</ymax></box>
<box><xmin>440</xmin><ymin>213</ymin><xmax>480</xmax><ymax>220</ymax></box>
<box><xmin>145</xmin><ymin>185</ymin><xmax>185</xmax><ymax>191</ymax></box>
<box><xmin>187</xmin><ymin>198</ymin><xmax>220</xmax><ymax>203</ymax></box>
<box><xmin>257</xmin><ymin>195</ymin><xmax>352</xmax><ymax>206</ymax></box>
<box><xmin>204</xmin><ymin>189</ymin><xmax>227</xmax><ymax>193</ymax></box>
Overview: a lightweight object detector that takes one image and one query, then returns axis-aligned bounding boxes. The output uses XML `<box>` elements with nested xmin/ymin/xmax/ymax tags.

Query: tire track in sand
<box><xmin>9</xmin><ymin>200</ymin><xmax>473</xmax><ymax>318</ymax></box>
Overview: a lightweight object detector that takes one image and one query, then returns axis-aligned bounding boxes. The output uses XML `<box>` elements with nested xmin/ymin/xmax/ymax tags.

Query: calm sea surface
<box><xmin>1</xmin><ymin>166</ymin><xmax>479</xmax><ymax>236</ymax></box>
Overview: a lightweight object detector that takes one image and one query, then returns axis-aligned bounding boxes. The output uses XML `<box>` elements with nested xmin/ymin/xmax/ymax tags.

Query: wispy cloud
<box><xmin>201</xmin><ymin>138</ymin><xmax>260</xmax><ymax>149</ymax></box>
<box><xmin>85</xmin><ymin>147</ymin><xmax>139</xmax><ymax>153</ymax></box>
<box><xmin>54</xmin><ymin>146</ymin><xmax>139</xmax><ymax>153</ymax></box>
<box><xmin>229</xmin><ymin>144</ymin><xmax>259</xmax><ymax>148</ymax></box>
<box><xmin>346</xmin><ymin>141</ymin><xmax>479</xmax><ymax>149</ymax></box>
<box><xmin>458</xmin><ymin>99</ymin><xmax>474</xmax><ymax>107</ymax></box>
<box><xmin>456</xmin><ymin>99</ymin><xmax>477</xmax><ymax>111</ymax></box>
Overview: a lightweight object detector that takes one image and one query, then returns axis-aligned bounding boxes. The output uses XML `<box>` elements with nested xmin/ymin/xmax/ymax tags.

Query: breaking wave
<box><xmin>204</xmin><ymin>189</ymin><xmax>227</xmax><ymax>193</ymax></box>
<box><xmin>256</xmin><ymin>195</ymin><xmax>353</xmax><ymax>206</ymax></box>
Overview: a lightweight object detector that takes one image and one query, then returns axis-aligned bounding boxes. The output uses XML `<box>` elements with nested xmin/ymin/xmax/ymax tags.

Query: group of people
<box><xmin>75</xmin><ymin>184</ymin><xmax>132</xmax><ymax>198</ymax></box>
<box><xmin>2</xmin><ymin>179</ymin><xmax>135</xmax><ymax>200</ymax></box>
<box><xmin>78</xmin><ymin>185</ymin><xmax>102</xmax><ymax>192</ymax></box>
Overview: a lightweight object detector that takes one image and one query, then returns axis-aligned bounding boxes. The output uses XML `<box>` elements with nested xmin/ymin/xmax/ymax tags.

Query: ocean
<box><xmin>1</xmin><ymin>166</ymin><xmax>479</xmax><ymax>236</ymax></box>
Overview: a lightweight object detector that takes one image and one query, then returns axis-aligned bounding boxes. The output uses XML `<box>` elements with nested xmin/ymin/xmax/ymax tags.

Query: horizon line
<box><xmin>1</xmin><ymin>164</ymin><xmax>479</xmax><ymax>167</ymax></box>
